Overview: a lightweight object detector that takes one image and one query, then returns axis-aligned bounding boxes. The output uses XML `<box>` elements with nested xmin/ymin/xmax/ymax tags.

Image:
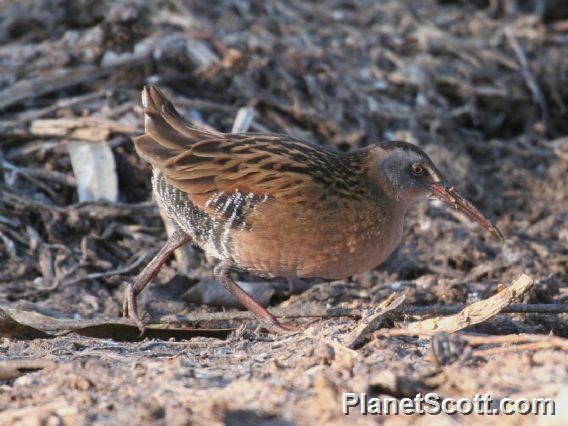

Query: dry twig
<box><xmin>0</xmin><ymin>50</ymin><xmax>151</xmax><ymax>112</ymax></box>
<box><xmin>402</xmin><ymin>273</ymin><xmax>533</xmax><ymax>335</ymax></box>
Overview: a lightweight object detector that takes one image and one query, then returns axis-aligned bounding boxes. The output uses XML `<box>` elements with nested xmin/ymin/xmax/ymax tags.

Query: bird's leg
<box><xmin>123</xmin><ymin>229</ymin><xmax>191</xmax><ymax>333</ymax></box>
<box><xmin>213</xmin><ymin>260</ymin><xmax>297</xmax><ymax>333</ymax></box>
<box><xmin>287</xmin><ymin>278</ymin><xmax>296</xmax><ymax>294</ymax></box>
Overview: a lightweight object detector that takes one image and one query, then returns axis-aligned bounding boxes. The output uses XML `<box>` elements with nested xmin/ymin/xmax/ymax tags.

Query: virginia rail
<box><xmin>123</xmin><ymin>86</ymin><xmax>503</xmax><ymax>332</ymax></box>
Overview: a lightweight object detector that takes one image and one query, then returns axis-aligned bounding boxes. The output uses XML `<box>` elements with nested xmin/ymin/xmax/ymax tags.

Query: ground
<box><xmin>0</xmin><ymin>0</ymin><xmax>567</xmax><ymax>425</ymax></box>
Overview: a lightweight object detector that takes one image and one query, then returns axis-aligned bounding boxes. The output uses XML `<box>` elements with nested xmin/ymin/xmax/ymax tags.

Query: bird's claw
<box><xmin>122</xmin><ymin>282</ymin><xmax>146</xmax><ymax>336</ymax></box>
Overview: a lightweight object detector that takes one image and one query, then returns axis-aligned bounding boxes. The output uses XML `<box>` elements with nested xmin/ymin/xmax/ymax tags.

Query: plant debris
<box><xmin>0</xmin><ymin>0</ymin><xmax>567</xmax><ymax>423</ymax></box>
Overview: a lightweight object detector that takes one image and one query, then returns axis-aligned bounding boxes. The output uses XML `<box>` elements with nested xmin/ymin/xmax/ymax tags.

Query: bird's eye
<box><xmin>411</xmin><ymin>163</ymin><xmax>425</xmax><ymax>176</ymax></box>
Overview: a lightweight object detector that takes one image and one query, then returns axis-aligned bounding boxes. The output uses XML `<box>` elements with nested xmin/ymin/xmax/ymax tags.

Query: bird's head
<box><xmin>367</xmin><ymin>141</ymin><xmax>503</xmax><ymax>240</ymax></box>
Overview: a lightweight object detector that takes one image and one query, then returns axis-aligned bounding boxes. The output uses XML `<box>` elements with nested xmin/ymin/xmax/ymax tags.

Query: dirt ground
<box><xmin>0</xmin><ymin>0</ymin><xmax>567</xmax><ymax>424</ymax></box>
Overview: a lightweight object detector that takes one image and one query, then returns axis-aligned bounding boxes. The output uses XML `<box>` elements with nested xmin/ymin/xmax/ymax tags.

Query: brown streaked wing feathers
<box><xmin>133</xmin><ymin>85</ymin><xmax>329</xmax><ymax>212</ymax></box>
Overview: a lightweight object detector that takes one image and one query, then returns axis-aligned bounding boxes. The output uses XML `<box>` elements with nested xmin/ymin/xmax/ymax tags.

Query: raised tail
<box><xmin>133</xmin><ymin>85</ymin><xmax>223</xmax><ymax>168</ymax></box>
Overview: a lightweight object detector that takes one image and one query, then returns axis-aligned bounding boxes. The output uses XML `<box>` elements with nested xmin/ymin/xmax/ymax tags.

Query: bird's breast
<box><xmin>229</xmin><ymin>197</ymin><xmax>405</xmax><ymax>279</ymax></box>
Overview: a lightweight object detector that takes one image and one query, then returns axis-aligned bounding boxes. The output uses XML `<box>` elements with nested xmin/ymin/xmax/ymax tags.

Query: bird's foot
<box><xmin>122</xmin><ymin>281</ymin><xmax>146</xmax><ymax>336</ymax></box>
<box><xmin>267</xmin><ymin>319</ymin><xmax>301</xmax><ymax>334</ymax></box>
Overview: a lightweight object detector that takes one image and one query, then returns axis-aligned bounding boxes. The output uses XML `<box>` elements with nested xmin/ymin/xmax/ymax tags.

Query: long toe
<box><xmin>270</xmin><ymin>321</ymin><xmax>301</xmax><ymax>334</ymax></box>
<box><xmin>122</xmin><ymin>282</ymin><xmax>146</xmax><ymax>335</ymax></box>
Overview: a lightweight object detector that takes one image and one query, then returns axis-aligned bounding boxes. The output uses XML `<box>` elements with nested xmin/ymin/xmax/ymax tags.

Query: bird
<box><xmin>123</xmin><ymin>85</ymin><xmax>503</xmax><ymax>333</ymax></box>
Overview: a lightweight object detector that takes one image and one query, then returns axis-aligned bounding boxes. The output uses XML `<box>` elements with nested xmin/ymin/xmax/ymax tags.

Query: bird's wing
<box><xmin>134</xmin><ymin>86</ymin><xmax>342</xmax><ymax>220</ymax></box>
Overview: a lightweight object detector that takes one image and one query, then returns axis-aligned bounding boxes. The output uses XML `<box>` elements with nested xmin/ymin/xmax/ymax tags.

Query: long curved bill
<box><xmin>429</xmin><ymin>183</ymin><xmax>504</xmax><ymax>241</ymax></box>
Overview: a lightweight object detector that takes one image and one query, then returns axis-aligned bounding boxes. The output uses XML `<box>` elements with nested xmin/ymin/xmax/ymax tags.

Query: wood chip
<box><xmin>342</xmin><ymin>293</ymin><xmax>406</xmax><ymax>349</ymax></box>
<box><xmin>31</xmin><ymin>117</ymin><xmax>136</xmax><ymax>141</ymax></box>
